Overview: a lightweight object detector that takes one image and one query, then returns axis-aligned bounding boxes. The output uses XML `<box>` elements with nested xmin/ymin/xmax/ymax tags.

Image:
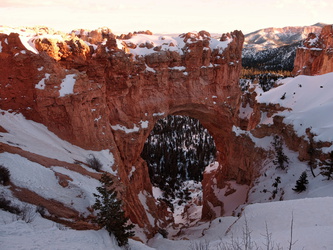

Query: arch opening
<box><xmin>141</xmin><ymin>115</ymin><xmax>217</xmax><ymax>223</ymax></box>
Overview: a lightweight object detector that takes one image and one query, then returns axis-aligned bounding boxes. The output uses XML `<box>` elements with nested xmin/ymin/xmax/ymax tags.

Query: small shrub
<box><xmin>86</xmin><ymin>154</ymin><xmax>103</xmax><ymax>171</ymax></box>
<box><xmin>19</xmin><ymin>204</ymin><xmax>36</xmax><ymax>223</ymax></box>
<box><xmin>0</xmin><ymin>165</ymin><xmax>10</xmax><ymax>185</ymax></box>
<box><xmin>36</xmin><ymin>205</ymin><xmax>46</xmax><ymax>217</ymax></box>
<box><xmin>280</xmin><ymin>92</ymin><xmax>286</xmax><ymax>100</ymax></box>
<box><xmin>158</xmin><ymin>228</ymin><xmax>168</xmax><ymax>238</ymax></box>
<box><xmin>320</xmin><ymin>151</ymin><xmax>333</xmax><ymax>180</ymax></box>
<box><xmin>272</xmin><ymin>176</ymin><xmax>281</xmax><ymax>199</ymax></box>
<box><xmin>56</xmin><ymin>223</ymin><xmax>68</xmax><ymax>231</ymax></box>
<box><xmin>0</xmin><ymin>195</ymin><xmax>21</xmax><ymax>215</ymax></box>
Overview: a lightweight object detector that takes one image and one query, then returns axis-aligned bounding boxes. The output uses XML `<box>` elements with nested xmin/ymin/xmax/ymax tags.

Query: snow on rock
<box><xmin>111</xmin><ymin>123</ymin><xmax>140</xmax><ymax>133</ymax></box>
<box><xmin>35</xmin><ymin>73</ymin><xmax>50</xmax><ymax>90</ymax></box>
<box><xmin>232</xmin><ymin>125</ymin><xmax>274</xmax><ymax>149</ymax></box>
<box><xmin>0</xmin><ymin>153</ymin><xmax>97</xmax><ymax>215</ymax></box>
<box><xmin>118</xmin><ymin>32</ymin><xmax>233</xmax><ymax>57</ymax></box>
<box><xmin>138</xmin><ymin>191</ymin><xmax>155</xmax><ymax>227</ymax></box>
<box><xmin>209</xmin><ymin>36</ymin><xmax>233</xmax><ymax>54</ymax></box>
<box><xmin>0</xmin><ymin>26</ymin><xmax>67</xmax><ymax>54</ymax></box>
<box><xmin>204</xmin><ymin>161</ymin><xmax>219</xmax><ymax>174</ymax></box>
<box><xmin>111</xmin><ymin>120</ymin><xmax>149</xmax><ymax>133</ymax></box>
<box><xmin>152</xmin><ymin>112</ymin><xmax>165</xmax><ymax>117</ymax></box>
<box><xmin>119</xmin><ymin>34</ymin><xmax>186</xmax><ymax>56</ymax></box>
<box><xmin>19</xmin><ymin>35</ymin><xmax>39</xmax><ymax>54</ymax></box>
<box><xmin>59</xmin><ymin>74</ymin><xmax>76</xmax><ymax>97</ymax></box>
<box><xmin>212</xmin><ymin>181</ymin><xmax>249</xmax><ymax>216</ymax></box>
<box><xmin>0</xmin><ymin>111</ymin><xmax>115</xmax><ymax>173</ymax></box>
<box><xmin>256</xmin><ymin>72</ymin><xmax>333</xmax><ymax>143</ymax></box>
<box><xmin>239</xmin><ymin>102</ymin><xmax>253</xmax><ymax>119</ymax></box>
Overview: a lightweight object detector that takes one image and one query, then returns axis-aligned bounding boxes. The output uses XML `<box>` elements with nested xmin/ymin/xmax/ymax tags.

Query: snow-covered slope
<box><xmin>257</xmin><ymin>72</ymin><xmax>333</xmax><ymax>144</ymax></box>
<box><xmin>150</xmin><ymin>197</ymin><xmax>333</xmax><ymax>250</ymax></box>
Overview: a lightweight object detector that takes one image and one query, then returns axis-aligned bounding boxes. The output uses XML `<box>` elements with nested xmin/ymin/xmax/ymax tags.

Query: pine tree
<box><xmin>272</xmin><ymin>176</ymin><xmax>281</xmax><ymax>199</ymax></box>
<box><xmin>292</xmin><ymin>171</ymin><xmax>309</xmax><ymax>193</ymax></box>
<box><xmin>320</xmin><ymin>151</ymin><xmax>333</xmax><ymax>180</ymax></box>
<box><xmin>272</xmin><ymin>136</ymin><xmax>289</xmax><ymax>170</ymax></box>
<box><xmin>93</xmin><ymin>173</ymin><xmax>134</xmax><ymax>247</ymax></box>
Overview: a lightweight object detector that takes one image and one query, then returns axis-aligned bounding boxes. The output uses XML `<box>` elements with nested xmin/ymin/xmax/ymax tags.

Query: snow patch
<box><xmin>35</xmin><ymin>73</ymin><xmax>50</xmax><ymax>90</ymax></box>
<box><xmin>138</xmin><ymin>191</ymin><xmax>155</xmax><ymax>226</ymax></box>
<box><xmin>59</xmin><ymin>74</ymin><xmax>76</xmax><ymax>97</ymax></box>
<box><xmin>204</xmin><ymin>161</ymin><xmax>219</xmax><ymax>174</ymax></box>
<box><xmin>239</xmin><ymin>103</ymin><xmax>253</xmax><ymax>119</ymax></box>
<box><xmin>19</xmin><ymin>36</ymin><xmax>38</xmax><ymax>54</ymax></box>
<box><xmin>111</xmin><ymin>120</ymin><xmax>148</xmax><ymax>133</ymax></box>
<box><xmin>129</xmin><ymin>166</ymin><xmax>136</xmax><ymax>179</ymax></box>
<box><xmin>152</xmin><ymin>112</ymin><xmax>165</xmax><ymax>117</ymax></box>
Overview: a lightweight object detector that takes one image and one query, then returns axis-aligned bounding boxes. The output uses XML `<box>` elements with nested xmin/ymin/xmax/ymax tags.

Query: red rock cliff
<box><xmin>293</xmin><ymin>25</ymin><xmax>333</xmax><ymax>75</ymax></box>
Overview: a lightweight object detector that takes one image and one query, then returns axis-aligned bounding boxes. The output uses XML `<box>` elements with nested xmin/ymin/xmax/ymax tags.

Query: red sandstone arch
<box><xmin>0</xmin><ymin>30</ymin><xmax>263</xmax><ymax>235</ymax></box>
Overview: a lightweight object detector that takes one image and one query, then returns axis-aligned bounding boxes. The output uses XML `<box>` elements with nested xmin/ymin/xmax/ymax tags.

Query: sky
<box><xmin>0</xmin><ymin>0</ymin><xmax>332</xmax><ymax>35</ymax></box>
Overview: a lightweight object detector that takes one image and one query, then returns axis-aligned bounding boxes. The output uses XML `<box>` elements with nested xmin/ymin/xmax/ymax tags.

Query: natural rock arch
<box><xmin>0</xmin><ymin>29</ymin><xmax>263</xmax><ymax>235</ymax></box>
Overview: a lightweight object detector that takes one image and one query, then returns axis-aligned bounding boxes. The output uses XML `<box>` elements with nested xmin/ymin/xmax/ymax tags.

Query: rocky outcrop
<box><xmin>0</xmin><ymin>27</ymin><xmax>271</xmax><ymax>235</ymax></box>
<box><xmin>293</xmin><ymin>25</ymin><xmax>333</xmax><ymax>75</ymax></box>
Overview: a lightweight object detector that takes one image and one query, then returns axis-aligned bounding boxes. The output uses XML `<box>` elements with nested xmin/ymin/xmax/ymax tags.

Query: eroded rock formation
<box><xmin>293</xmin><ymin>24</ymin><xmax>333</xmax><ymax>75</ymax></box>
<box><xmin>0</xmin><ymin>27</ymin><xmax>268</xmax><ymax>235</ymax></box>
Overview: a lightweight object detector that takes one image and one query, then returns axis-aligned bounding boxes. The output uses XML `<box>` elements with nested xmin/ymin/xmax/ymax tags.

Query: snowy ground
<box><xmin>2</xmin><ymin>72</ymin><xmax>333</xmax><ymax>249</ymax></box>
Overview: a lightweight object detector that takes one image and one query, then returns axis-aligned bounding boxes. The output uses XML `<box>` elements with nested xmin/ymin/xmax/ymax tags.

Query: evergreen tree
<box><xmin>292</xmin><ymin>171</ymin><xmax>309</xmax><ymax>193</ymax></box>
<box><xmin>272</xmin><ymin>136</ymin><xmax>289</xmax><ymax>170</ymax></box>
<box><xmin>93</xmin><ymin>173</ymin><xmax>134</xmax><ymax>247</ymax></box>
<box><xmin>141</xmin><ymin>115</ymin><xmax>216</xmax><ymax>197</ymax></box>
<box><xmin>320</xmin><ymin>151</ymin><xmax>333</xmax><ymax>180</ymax></box>
<box><xmin>272</xmin><ymin>176</ymin><xmax>281</xmax><ymax>199</ymax></box>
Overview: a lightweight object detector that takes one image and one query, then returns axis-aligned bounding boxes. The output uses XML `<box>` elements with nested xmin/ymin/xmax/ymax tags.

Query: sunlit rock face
<box><xmin>293</xmin><ymin>25</ymin><xmax>333</xmax><ymax>76</ymax></box>
<box><xmin>0</xmin><ymin>26</ymin><xmax>268</xmax><ymax>234</ymax></box>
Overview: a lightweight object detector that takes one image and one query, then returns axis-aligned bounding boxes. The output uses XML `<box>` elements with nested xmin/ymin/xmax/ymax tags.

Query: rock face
<box><xmin>293</xmin><ymin>25</ymin><xmax>333</xmax><ymax>75</ymax></box>
<box><xmin>0</xmin><ymin>27</ymin><xmax>267</xmax><ymax>234</ymax></box>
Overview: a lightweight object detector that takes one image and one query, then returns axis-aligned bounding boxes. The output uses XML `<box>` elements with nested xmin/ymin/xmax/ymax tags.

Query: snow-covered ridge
<box><xmin>244</xmin><ymin>24</ymin><xmax>323</xmax><ymax>51</ymax></box>
<box><xmin>256</xmin><ymin>72</ymin><xmax>333</xmax><ymax>146</ymax></box>
<box><xmin>0</xmin><ymin>26</ymin><xmax>69</xmax><ymax>54</ymax></box>
<box><xmin>0</xmin><ymin>26</ymin><xmax>233</xmax><ymax>59</ymax></box>
<box><xmin>118</xmin><ymin>32</ymin><xmax>233</xmax><ymax>57</ymax></box>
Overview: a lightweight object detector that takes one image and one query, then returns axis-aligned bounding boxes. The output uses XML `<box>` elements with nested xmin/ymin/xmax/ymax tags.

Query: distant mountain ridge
<box><xmin>242</xmin><ymin>23</ymin><xmax>326</xmax><ymax>71</ymax></box>
<box><xmin>244</xmin><ymin>23</ymin><xmax>325</xmax><ymax>50</ymax></box>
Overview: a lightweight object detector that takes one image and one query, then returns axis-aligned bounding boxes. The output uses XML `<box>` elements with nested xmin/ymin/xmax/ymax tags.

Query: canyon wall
<box><xmin>0</xmin><ymin>27</ymin><xmax>266</xmax><ymax>234</ymax></box>
<box><xmin>293</xmin><ymin>25</ymin><xmax>333</xmax><ymax>76</ymax></box>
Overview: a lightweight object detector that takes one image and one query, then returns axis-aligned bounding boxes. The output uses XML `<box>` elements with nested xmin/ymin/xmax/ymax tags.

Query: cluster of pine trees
<box><xmin>141</xmin><ymin>115</ymin><xmax>216</xmax><ymax>199</ymax></box>
<box><xmin>242</xmin><ymin>41</ymin><xmax>301</xmax><ymax>72</ymax></box>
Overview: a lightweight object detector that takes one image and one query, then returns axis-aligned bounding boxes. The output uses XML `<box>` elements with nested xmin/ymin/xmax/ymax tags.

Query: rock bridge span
<box><xmin>0</xmin><ymin>28</ymin><xmax>262</xmax><ymax>235</ymax></box>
